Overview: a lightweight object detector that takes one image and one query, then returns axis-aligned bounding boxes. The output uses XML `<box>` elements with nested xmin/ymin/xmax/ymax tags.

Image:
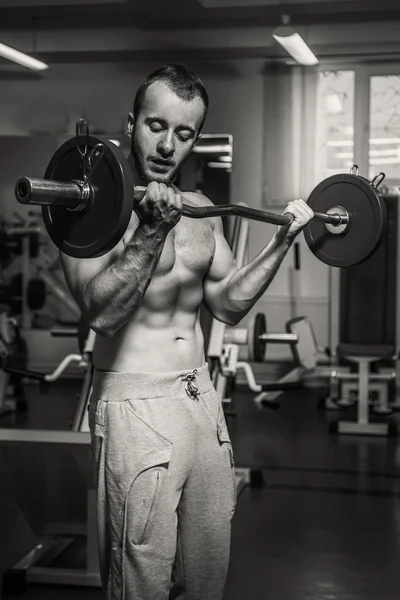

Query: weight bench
<box><xmin>329</xmin><ymin>343</ymin><xmax>396</xmax><ymax>436</ymax></box>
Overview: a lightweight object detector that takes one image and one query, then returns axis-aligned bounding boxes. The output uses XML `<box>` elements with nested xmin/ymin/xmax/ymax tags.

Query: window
<box><xmin>369</xmin><ymin>75</ymin><xmax>400</xmax><ymax>189</ymax></box>
<box><xmin>315</xmin><ymin>70</ymin><xmax>355</xmax><ymax>181</ymax></box>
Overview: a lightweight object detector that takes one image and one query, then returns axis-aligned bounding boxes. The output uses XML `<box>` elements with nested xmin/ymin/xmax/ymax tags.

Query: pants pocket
<box><xmin>217</xmin><ymin>402</ymin><xmax>237</xmax><ymax>513</ymax></box>
<box><xmin>125</xmin><ymin>466</ymin><xmax>163</xmax><ymax>546</ymax></box>
<box><xmin>87</xmin><ymin>397</ymin><xmax>106</xmax><ymax>472</ymax></box>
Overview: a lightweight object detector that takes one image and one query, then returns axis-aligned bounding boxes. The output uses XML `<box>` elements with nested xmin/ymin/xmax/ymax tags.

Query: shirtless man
<box><xmin>60</xmin><ymin>64</ymin><xmax>314</xmax><ymax>600</ymax></box>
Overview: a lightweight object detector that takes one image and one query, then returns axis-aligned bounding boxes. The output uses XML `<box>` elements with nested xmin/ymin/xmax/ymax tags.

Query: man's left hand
<box><xmin>278</xmin><ymin>198</ymin><xmax>314</xmax><ymax>241</ymax></box>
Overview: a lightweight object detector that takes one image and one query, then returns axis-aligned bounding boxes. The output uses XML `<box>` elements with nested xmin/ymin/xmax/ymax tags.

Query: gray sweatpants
<box><xmin>88</xmin><ymin>364</ymin><xmax>237</xmax><ymax>600</ymax></box>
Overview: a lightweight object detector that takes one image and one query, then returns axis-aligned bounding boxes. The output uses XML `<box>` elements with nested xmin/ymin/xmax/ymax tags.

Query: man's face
<box><xmin>131</xmin><ymin>81</ymin><xmax>205</xmax><ymax>185</ymax></box>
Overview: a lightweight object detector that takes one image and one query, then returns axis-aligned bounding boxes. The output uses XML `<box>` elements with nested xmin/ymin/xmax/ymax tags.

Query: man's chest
<box><xmin>157</xmin><ymin>217</ymin><xmax>215</xmax><ymax>275</ymax></box>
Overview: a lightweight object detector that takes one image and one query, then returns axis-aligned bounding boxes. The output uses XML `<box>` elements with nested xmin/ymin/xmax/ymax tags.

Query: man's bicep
<box><xmin>203</xmin><ymin>218</ymin><xmax>237</xmax><ymax>306</ymax></box>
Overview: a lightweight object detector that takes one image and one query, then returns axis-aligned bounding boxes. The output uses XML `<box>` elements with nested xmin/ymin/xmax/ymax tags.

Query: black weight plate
<box><xmin>248</xmin><ymin>312</ymin><xmax>267</xmax><ymax>362</ymax></box>
<box><xmin>304</xmin><ymin>174</ymin><xmax>387</xmax><ymax>267</ymax></box>
<box><xmin>43</xmin><ymin>135</ymin><xmax>134</xmax><ymax>258</ymax></box>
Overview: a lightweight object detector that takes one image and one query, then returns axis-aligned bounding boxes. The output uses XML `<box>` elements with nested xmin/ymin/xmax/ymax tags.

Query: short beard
<box><xmin>131</xmin><ymin>129</ymin><xmax>185</xmax><ymax>186</ymax></box>
<box><xmin>131</xmin><ymin>136</ymin><xmax>153</xmax><ymax>185</ymax></box>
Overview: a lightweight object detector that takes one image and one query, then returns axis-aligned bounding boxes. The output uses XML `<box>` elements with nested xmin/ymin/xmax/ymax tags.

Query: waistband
<box><xmin>91</xmin><ymin>363</ymin><xmax>213</xmax><ymax>401</ymax></box>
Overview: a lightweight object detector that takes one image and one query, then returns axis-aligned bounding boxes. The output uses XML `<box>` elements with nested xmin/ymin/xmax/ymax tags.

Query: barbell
<box><xmin>14</xmin><ymin>119</ymin><xmax>388</xmax><ymax>268</ymax></box>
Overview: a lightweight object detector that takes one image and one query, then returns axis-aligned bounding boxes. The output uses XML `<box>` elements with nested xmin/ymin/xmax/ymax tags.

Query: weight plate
<box><xmin>304</xmin><ymin>174</ymin><xmax>387</xmax><ymax>267</ymax></box>
<box><xmin>248</xmin><ymin>312</ymin><xmax>267</xmax><ymax>362</ymax></box>
<box><xmin>43</xmin><ymin>135</ymin><xmax>135</xmax><ymax>259</ymax></box>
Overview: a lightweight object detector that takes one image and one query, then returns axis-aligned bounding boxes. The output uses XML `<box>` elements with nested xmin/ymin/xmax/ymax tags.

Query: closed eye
<box><xmin>177</xmin><ymin>130</ymin><xmax>194</xmax><ymax>142</ymax></box>
<box><xmin>177</xmin><ymin>133</ymin><xmax>192</xmax><ymax>142</ymax></box>
<box><xmin>150</xmin><ymin>123</ymin><xmax>164</xmax><ymax>133</ymax></box>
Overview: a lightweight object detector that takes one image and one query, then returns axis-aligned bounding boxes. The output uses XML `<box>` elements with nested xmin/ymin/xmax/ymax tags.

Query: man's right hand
<box><xmin>134</xmin><ymin>182</ymin><xmax>183</xmax><ymax>234</ymax></box>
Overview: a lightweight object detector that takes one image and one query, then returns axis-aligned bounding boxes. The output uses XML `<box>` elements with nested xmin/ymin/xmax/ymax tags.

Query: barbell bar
<box><xmin>16</xmin><ymin>177</ymin><xmax>349</xmax><ymax>228</ymax></box>
<box><xmin>13</xmin><ymin>120</ymin><xmax>388</xmax><ymax>267</ymax></box>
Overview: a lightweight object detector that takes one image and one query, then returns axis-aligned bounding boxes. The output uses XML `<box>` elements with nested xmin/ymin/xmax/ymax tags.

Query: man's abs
<box><xmin>92</xmin><ymin>309</ymin><xmax>206</xmax><ymax>372</ymax></box>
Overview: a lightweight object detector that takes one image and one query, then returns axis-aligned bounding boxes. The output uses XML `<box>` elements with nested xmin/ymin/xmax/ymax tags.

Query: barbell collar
<box><xmin>258</xmin><ymin>333</ymin><xmax>299</xmax><ymax>344</ymax></box>
<box><xmin>15</xmin><ymin>177</ymin><xmax>89</xmax><ymax>211</ymax></box>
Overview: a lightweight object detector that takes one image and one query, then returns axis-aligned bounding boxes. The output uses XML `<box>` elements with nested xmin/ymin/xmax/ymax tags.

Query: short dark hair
<box><xmin>133</xmin><ymin>64</ymin><xmax>209</xmax><ymax>132</ymax></box>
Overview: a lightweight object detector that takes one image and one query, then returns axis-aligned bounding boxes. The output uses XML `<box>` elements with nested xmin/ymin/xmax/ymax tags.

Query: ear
<box><xmin>126</xmin><ymin>112</ymin><xmax>134</xmax><ymax>137</ymax></box>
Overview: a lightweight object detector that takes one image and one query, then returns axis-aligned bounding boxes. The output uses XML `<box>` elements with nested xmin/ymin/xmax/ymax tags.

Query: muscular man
<box><xmin>60</xmin><ymin>64</ymin><xmax>314</xmax><ymax>600</ymax></box>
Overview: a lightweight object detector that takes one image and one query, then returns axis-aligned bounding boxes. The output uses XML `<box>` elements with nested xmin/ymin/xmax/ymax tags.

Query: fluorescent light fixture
<box><xmin>272</xmin><ymin>17</ymin><xmax>318</xmax><ymax>67</ymax></box>
<box><xmin>369</xmin><ymin>157</ymin><xmax>400</xmax><ymax>165</ymax></box>
<box><xmin>193</xmin><ymin>145</ymin><xmax>231</xmax><ymax>153</ymax></box>
<box><xmin>207</xmin><ymin>162</ymin><xmax>232</xmax><ymax>169</ymax></box>
<box><xmin>0</xmin><ymin>42</ymin><xmax>48</xmax><ymax>71</ymax></box>
<box><xmin>327</xmin><ymin>138</ymin><xmax>400</xmax><ymax>148</ymax></box>
<box><xmin>335</xmin><ymin>149</ymin><xmax>400</xmax><ymax>159</ymax></box>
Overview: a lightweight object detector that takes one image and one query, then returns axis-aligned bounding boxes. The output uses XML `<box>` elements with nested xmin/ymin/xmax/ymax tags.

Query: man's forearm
<box><xmin>82</xmin><ymin>224</ymin><xmax>167</xmax><ymax>336</ymax></box>
<box><xmin>223</xmin><ymin>232</ymin><xmax>294</xmax><ymax>324</ymax></box>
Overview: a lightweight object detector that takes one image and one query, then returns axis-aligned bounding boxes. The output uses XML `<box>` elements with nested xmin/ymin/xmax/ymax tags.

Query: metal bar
<box><xmin>258</xmin><ymin>333</ymin><xmax>299</xmax><ymax>344</ymax></box>
<box><xmin>50</xmin><ymin>327</ymin><xmax>79</xmax><ymax>337</ymax></box>
<box><xmin>28</xmin><ymin>568</ymin><xmax>101</xmax><ymax>587</ymax></box>
<box><xmin>358</xmin><ymin>360</ymin><xmax>369</xmax><ymax>426</ymax></box>
<box><xmin>134</xmin><ymin>186</ymin><xmax>348</xmax><ymax>226</ymax></box>
<box><xmin>332</xmin><ymin>372</ymin><xmax>395</xmax><ymax>381</ymax></box>
<box><xmin>182</xmin><ymin>202</ymin><xmax>347</xmax><ymax>226</ymax></box>
<box><xmin>0</xmin><ymin>429</ymin><xmax>90</xmax><ymax>444</ymax></box>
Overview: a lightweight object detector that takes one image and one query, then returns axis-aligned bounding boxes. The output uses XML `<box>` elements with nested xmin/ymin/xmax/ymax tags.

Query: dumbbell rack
<box><xmin>0</xmin><ymin>326</ymin><xmax>101</xmax><ymax>594</ymax></box>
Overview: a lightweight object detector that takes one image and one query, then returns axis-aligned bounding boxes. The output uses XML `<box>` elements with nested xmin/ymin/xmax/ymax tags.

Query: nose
<box><xmin>158</xmin><ymin>131</ymin><xmax>175</xmax><ymax>157</ymax></box>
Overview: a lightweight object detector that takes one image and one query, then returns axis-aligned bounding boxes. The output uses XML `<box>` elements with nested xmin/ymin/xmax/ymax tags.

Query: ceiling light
<box><xmin>0</xmin><ymin>42</ymin><xmax>48</xmax><ymax>71</ymax></box>
<box><xmin>272</xmin><ymin>15</ymin><xmax>318</xmax><ymax>67</ymax></box>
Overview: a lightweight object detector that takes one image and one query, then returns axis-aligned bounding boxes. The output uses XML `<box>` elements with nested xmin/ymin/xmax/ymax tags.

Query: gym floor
<box><xmin>1</xmin><ymin>381</ymin><xmax>400</xmax><ymax>599</ymax></box>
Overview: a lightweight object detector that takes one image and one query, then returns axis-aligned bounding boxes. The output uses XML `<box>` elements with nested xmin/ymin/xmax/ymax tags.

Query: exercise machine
<box><xmin>0</xmin><ymin>320</ymin><xmax>100</xmax><ymax>594</ymax></box>
<box><xmin>323</xmin><ymin>192</ymin><xmax>399</xmax><ymax>436</ymax></box>
<box><xmin>0</xmin><ymin>309</ymin><xmax>28</xmax><ymax>416</ymax></box>
<box><xmin>326</xmin><ymin>345</ymin><xmax>397</xmax><ymax>436</ymax></box>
